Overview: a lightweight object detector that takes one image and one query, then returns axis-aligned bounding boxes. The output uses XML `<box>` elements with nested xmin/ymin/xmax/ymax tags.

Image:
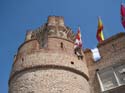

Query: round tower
<box><xmin>9</xmin><ymin>16</ymin><xmax>90</xmax><ymax>93</ymax></box>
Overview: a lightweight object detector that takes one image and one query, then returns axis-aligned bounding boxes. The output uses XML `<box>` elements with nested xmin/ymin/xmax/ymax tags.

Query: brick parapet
<box><xmin>97</xmin><ymin>32</ymin><xmax>125</xmax><ymax>47</ymax></box>
<box><xmin>14</xmin><ymin>37</ymin><xmax>74</xmax><ymax>64</ymax></box>
<box><xmin>85</xmin><ymin>32</ymin><xmax>125</xmax><ymax>67</ymax></box>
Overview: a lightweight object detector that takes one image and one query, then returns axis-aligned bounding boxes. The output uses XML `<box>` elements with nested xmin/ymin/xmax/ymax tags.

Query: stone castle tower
<box><xmin>9</xmin><ymin>16</ymin><xmax>90</xmax><ymax>93</ymax></box>
<box><xmin>9</xmin><ymin>16</ymin><xmax>125</xmax><ymax>93</ymax></box>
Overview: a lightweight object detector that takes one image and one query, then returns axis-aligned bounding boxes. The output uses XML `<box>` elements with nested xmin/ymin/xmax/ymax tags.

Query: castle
<box><xmin>9</xmin><ymin>16</ymin><xmax>125</xmax><ymax>93</ymax></box>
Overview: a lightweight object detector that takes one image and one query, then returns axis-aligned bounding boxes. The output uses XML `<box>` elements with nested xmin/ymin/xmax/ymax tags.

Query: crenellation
<box><xmin>25</xmin><ymin>31</ymin><xmax>32</xmax><ymax>41</ymax></box>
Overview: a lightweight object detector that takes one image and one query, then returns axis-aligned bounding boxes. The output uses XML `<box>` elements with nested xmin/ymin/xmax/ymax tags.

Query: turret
<box><xmin>9</xmin><ymin>16</ymin><xmax>90</xmax><ymax>93</ymax></box>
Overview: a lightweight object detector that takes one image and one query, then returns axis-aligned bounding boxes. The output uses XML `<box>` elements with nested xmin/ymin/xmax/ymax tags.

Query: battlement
<box><xmin>24</xmin><ymin>16</ymin><xmax>75</xmax><ymax>47</ymax></box>
<box><xmin>98</xmin><ymin>32</ymin><xmax>125</xmax><ymax>59</ymax></box>
<box><xmin>85</xmin><ymin>32</ymin><xmax>125</xmax><ymax>65</ymax></box>
<box><xmin>97</xmin><ymin>32</ymin><xmax>125</xmax><ymax>47</ymax></box>
<box><xmin>47</xmin><ymin>16</ymin><xmax>64</xmax><ymax>27</ymax></box>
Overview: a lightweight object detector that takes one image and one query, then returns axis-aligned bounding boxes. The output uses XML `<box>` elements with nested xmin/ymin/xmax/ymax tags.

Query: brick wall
<box><xmin>85</xmin><ymin>32</ymin><xmax>125</xmax><ymax>93</ymax></box>
<box><xmin>9</xmin><ymin>36</ymin><xmax>90</xmax><ymax>93</ymax></box>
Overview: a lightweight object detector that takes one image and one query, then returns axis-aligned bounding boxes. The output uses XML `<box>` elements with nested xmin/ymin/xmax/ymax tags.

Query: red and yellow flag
<box><xmin>96</xmin><ymin>17</ymin><xmax>104</xmax><ymax>43</ymax></box>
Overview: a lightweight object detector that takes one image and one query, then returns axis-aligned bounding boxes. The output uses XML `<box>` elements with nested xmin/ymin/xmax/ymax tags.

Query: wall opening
<box><xmin>71</xmin><ymin>61</ymin><xmax>74</xmax><ymax>64</ymax></box>
<box><xmin>22</xmin><ymin>58</ymin><xmax>24</xmax><ymax>62</ymax></box>
<box><xmin>60</xmin><ymin>42</ymin><xmax>63</xmax><ymax>49</ymax></box>
<box><xmin>97</xmin><ymin>64</ymin><xmax>125</xmax><ymax>92</ymax></box>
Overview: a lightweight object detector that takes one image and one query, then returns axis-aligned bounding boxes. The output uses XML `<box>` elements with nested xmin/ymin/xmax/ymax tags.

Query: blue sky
<box><xmin>0</xmin><ymin>0</ymin><xmax>123</xmax><ymax>92</ymax></box>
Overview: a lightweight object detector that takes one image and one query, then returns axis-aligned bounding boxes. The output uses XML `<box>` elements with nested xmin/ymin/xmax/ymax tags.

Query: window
<box><xmin>97</xmin><ymin>64</ymin><xmax>125</xmax><ymax>92</ymax></box>
<box><xmin>115</xmin><ymin>65</ymin><xmax>125</xmax><ymax>85</ymax></box>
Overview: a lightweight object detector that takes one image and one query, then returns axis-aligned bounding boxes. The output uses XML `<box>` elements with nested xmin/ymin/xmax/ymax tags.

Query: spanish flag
<box><xmin>96</xmin><ymin>17</ymin><xmax>104</xmax><ymax>43</ymax></box>
<box><xmin>121</xmin><ymin>3</ymin><xmax>125</xmax><ymax>29</ymax></box>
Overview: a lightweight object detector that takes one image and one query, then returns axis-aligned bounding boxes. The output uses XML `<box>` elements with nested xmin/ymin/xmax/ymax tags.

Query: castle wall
<box><xmin>85</xmin><ymin>32</ymin><xmax>125</xmax><ymax>93</ymax></box>
<box><xmin>9</xmin><ymin>15</ymin><xmax>125</xmax><ymax>93</ymax></box>
<box><xmin>9</xmin><ymin>68</ymin><xmax>89</xmax><ymax>93</ymax></box>
<box><xmin>9</xmin><ymin>35</ymin><xmax>90</xmax><ymax>93</ymax></box>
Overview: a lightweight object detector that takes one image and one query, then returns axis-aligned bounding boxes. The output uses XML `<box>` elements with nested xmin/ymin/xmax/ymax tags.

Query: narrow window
<box><xmin>61</xmin><ymin>42</ymin><xmax>63</xmax><ymax>48</ymax></box>
<box><xmin>22</xmin><ymin>58</ymin><xmax>24</xmax><ymax>62</ymax></box>
<box><xmin>112</xmin><ymin>44</ymin><xmax>116</xmax><ymax>51</ymax></box>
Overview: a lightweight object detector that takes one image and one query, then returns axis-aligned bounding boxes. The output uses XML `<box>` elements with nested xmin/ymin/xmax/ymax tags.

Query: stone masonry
<box><xmin>9</xmin><ymin>16</ymin><xmax>125</xmax><ymax>93</ymax></box>
<box><xmin>85</xmin><ymin>32</ymin><xmax>125</xmax><ymax>93</ymax></box>
<box><xmin>9</xmin><ymin>16</ymin><xmax>90</xmax><ymax>93</ymax></box>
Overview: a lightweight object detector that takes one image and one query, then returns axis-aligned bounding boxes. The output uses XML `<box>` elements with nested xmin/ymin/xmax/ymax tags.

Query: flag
<box><xmin>96</xmin><ymin>17</ymin><xmax>104</xmax><ymax>43</ymax></box>
<box><xmin>121</xmin><ymin>3</ymin><xmax>125</xmax><ymax>28</ymax></box>
<box><xmin>74</xmin><ymin>27</ymin><xmax>82</xmax><ymax>49</ymax></box>
<box><xmin>91</xmin><ymin>48</ymin><xmax>101</xmax><ymax>61</ymax></box>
